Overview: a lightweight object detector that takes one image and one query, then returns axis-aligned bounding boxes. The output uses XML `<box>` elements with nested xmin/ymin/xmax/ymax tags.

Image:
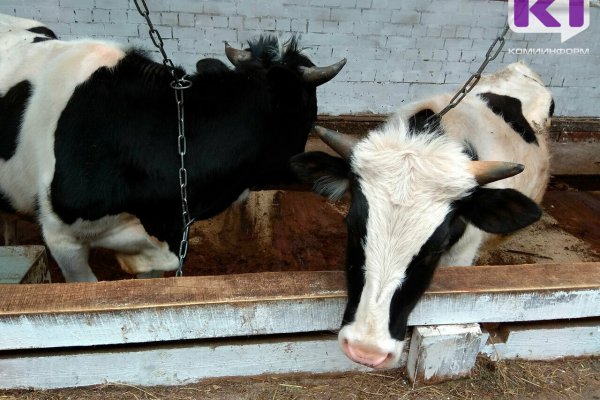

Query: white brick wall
<box><xmin>2</xmin><ymin>0</ymin><xmax>598</xmax><ymax>116</ymax></box>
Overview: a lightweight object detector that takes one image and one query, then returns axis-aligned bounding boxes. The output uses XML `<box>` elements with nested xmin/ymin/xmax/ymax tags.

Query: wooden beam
<box><xmin>0</xmin><ymin>263</ymin><xmax>599</xmax><ymax>351</ymax></box>
<box><xmin>0</xmin><ymin>334</ymin><xmax>369</xmax><ymax>390</ymax></box>
<box><xmin>0</xmin><ymin>272</ymin><xmax>347</xmax><ymax>350</ymax></box>
<box><xmin>0</xmin><ymin>246</ymin><xmax>48</xmax><ymax>284</ymax></box>
<box><xmin>0</xmin><ymin>271</ymin><xmax>345</xmax><ymax>315</ymax></box>
<box><xmin>315</xmin><ymin>115</ymin><xmax>600</xmax><ymax>140</ymax></box>
<box><xmin>549</xmin><ymin>117</ymin><xmax>600</xmax><ymax>141</ymax></box>
<box><xmin>547</xmin><ymin>142</ymin><xmax>600</xmax><ymax>175</ymax></box>
<box><xmin>481</xmin><ymin>319</ymin><xmax>600</xmax><ymax>360</ymax></box>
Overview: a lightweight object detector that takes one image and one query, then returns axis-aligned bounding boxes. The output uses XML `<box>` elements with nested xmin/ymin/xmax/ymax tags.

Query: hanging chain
<box><xmin>133</xmin><ymin>0</ymin><xmax>194</xmax><ymax>276</ymax></box>
<box><xmin>433</xmin><ymin>22</ymin><xmax>510</xmax><ymax>122</ymax></box>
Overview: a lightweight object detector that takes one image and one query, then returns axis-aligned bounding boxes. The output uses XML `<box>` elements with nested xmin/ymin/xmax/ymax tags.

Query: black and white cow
<box><xmin>0</xmin><ymin>14</ymin><xmax>345</xmax><ymax>281</ymax></box>
<box><xmin>0</xmin><ymin>14</ymin><xmax>57</xmax><ymax>47</ymax></box>
<box><xmin>292</xmin><ymin>62</ymin><xmax>552</xmax><ymax>369</ymax></box>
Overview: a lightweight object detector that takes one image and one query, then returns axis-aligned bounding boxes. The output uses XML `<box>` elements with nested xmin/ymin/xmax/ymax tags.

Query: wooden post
<box><xmin>407</xmin><ymin>324</ymin><xmax>483</xmax><ymax>384</ymax></box>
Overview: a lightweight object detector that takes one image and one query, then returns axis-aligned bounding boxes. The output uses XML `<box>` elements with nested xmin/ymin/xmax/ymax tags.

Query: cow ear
<box><xmin>458</xmin><ymin>188</ymin><xmax>542</xmax><ymax>234</ymax></box>
<box><xmin>290</xmin><ymin>151</ymin><xmax>350</xmax><ymax>200</ymax></box>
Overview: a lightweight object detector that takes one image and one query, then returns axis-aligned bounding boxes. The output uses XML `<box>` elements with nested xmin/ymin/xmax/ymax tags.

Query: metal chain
<box><xmin>133</xmin><ymin>0</ymin><xmax>194</xmax><ymax>277</ymax></box>
<box><xmin>433</xmin><ymin>22</ymin><xmax>510</xmax><ymax>122</ymax></box>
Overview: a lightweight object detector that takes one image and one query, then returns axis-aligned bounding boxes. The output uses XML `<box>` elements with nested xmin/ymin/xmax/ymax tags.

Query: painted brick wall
<box><xmin>2</xmin><ymin>0</ymin><xmax>598</xmax><ymax>116</ymax></box>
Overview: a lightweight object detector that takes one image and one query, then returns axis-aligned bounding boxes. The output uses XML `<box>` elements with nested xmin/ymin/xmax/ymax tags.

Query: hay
<box><xmin>2</xmin><ymin>357</ymin><xmax>598</xmax><ymax>400</ymax></box>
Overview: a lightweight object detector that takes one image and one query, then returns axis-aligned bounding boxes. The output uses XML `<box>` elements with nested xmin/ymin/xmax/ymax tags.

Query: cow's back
<box><xmin>0</xmin><ymin>24</ymin><xmax>126</xmax><ymax>214</ymax></box>
<box><xmin>401</xmin><ymin>62</ymin><xmax>551</xmax><ymax>204</ymax></box>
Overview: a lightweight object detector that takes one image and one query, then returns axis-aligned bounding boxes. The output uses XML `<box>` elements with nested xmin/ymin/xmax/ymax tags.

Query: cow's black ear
<box><xmin>458</xmin><ymin>188</ymin><xmax>542</xmax><ymax>234</ymax></box>
<box><xmin>290</xmin><ymin>151</ymin><xmax>350</xmax><ymax>200</ymax></box>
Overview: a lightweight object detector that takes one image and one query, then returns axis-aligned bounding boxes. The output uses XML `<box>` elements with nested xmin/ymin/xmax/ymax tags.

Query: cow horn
<box><xmin>469</xmin><ymin>161</ymin><xmax>525</xmax><ymax>185</ymax></box>
<box><xmin>314</xmin><ymin>125</ymin><xmax>359</xmax><ymax>159</ymax></box>
<box><xmin>224</xmin><ymin>42</ymin><xmax>252</xmax><ymax>66</ymax></box>
<box><xmin>299</xmin><ymin>58</ymin><xmax>347</xmax><ymax>86</ymax></box>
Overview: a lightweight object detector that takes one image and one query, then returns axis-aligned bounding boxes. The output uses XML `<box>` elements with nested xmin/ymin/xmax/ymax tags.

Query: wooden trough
<box><xmin>0</xmin><ymin>116</ymin><xmax>598</xmax><ymax>389</ymax></box>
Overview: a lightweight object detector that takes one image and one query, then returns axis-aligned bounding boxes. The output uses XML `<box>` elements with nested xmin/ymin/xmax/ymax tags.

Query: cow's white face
<box><xmin>291</xmin><ymin>61</ymin><xmax>550</xmax><ymax>367</ymax></box>
<box><xmin>293</xmin><ymin>122</ymin><xmax>543</xmax><ymax>367</ymax></box>
<box><xmin>337</xmin><ymin>123</ymin><xmax>478</xmax><ymax>368</ymax></box>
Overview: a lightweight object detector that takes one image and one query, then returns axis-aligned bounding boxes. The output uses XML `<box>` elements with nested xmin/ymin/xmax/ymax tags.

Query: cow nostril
<box><xmin>342</xmin><ymin>340</ymin><xmax>392</xmax><ymax>369</ymax></box>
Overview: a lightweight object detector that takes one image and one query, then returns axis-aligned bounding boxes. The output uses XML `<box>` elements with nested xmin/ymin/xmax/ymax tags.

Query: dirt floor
<box><xmin>1</xmin><ymin>357</ymin><xmax>599</xmax><ymax>400</ymax></box>
<box><xmin>3</xmin><ymin>188</ymin><xmax>600</xmax><ymax>283</ymax></box>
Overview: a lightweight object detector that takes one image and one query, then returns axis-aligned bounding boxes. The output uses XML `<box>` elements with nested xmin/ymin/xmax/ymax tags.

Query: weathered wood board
<box><xmin>548</xmin><ymin>142</ymin><xmax>600</xmax><ymax>175</ymax></box>
<box><xmin>1</xmin><ymin>263</ymin><xmax>599</xmax><ymax>351</ymax></box>
<box><xmin>0</xmin><ymin>334</ymin><xmax>369</xmax><ymax>390</ymax></box>
<box><xmin>0</xmin><ymin>246</ymin><xmax>49</xmax><ymax>284</ymax></box>
<box><xmin>481</xmin><ymin>319</ymin><xmax>600</xmax><ymax>360</ymax></box>
<box><xmin>0</xmin><ymin>271</ymin><xmax>347</xmax><ymax>350</ymax></box>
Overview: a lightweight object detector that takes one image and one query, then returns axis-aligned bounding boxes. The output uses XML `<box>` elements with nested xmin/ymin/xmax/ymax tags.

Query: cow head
<box><xmin>291</xmin><ymin>122</ymin><xmax>542</xmax><ymax>369</ymax></box>
<box><xmin>223</xmin><ymin>36</ymin><xmax>345</xmax><ymax>125</ymax></box>
<box><xmin>224</xmin><ymin>37</ymin><xmax>346</xmax><ymax>85</ymax></box>
<box><xmin>220</xmin><ymin>36</ymin><xmax>346</xmax><ymax>184</ymax></box>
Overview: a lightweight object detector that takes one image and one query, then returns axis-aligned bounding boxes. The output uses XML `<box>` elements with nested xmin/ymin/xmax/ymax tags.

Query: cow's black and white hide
<box><xmin>0</xmin><ymin>14</ymin><xmax>345</xmax><ymax>282</ymax></box>
<box><xmin>292</xmin><ymin>62</ymin><xmax>552</xmax><ymax>369</ymax></box>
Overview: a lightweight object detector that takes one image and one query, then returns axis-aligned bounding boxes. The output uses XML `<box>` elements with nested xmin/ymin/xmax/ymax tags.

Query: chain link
<box><xmin>133</xmin><ymin>0</ymin><xmax>194</xmax><ymax>277</ymax></box>
<box><xmin>432</xmin><ymin>22</ymin><xmax>510</xmax><ymax>122</ymax></box>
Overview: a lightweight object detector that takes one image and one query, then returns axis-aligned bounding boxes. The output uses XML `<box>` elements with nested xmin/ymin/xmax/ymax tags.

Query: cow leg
<box><xmin>36</xmin><ymin>206</ymin><xmax>98</xmax><ymax>281</ymax></box>
<box><xmin>91</xmin><ymin>216</ymin><xmax>179</xmax><ymax>276</ymax></box>
<box><xmin>43</xmin><ymin>233</ymin><xmax>96</xmax><ymax>282</ymax></box>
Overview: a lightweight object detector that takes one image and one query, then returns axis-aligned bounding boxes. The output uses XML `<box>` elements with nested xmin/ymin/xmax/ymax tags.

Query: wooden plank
<box><xmin>316</xmin><ymin>116</ymin><xmax>600</xmax><ymax>141</ymax></box>
<box><xmin>481</xmin><ymin>319</ymin><xmax>600</xmax><ymax>360</ymax></box>
<box><xmin>407</xmin><ymin>324</ymin><xmax>483</xmax><ymax>384</ymax></box>
<box><xmin>21</xmin><ymin>246</ymin><xmax>49</xmax><ymax>284</ymax></box>
<box><xmin>0</xmin><ymin>246</ymin><xmax>48</xmax><ymax>284</ymax></box>
<box><xmin>316</xmin><ymin>115</ymin><xmax>600</xmax><ymax>137</ymax></box>
<box><xmin>2</xmin><ymin>321</ymin><xmax>597</xmax><ymax>390</ymax></box>
<box><xmin>0</xmin><ymin>263</ymin><xmax>599</xmax><ymax>351</ymax></box>
<box><xmin>549</xmin><ymin>117</ymin><xmax>600</xmax><ymax>141</ymax></box>
<box><xmin>425</xmin><ymin>262</ymin><xmax>600</xmax><ymax>294</ymax></box>
<box><xmin>0</xmin><ymin>334</ymin><xmax>369</xmax><ymax>390</ymax></box>
<box><xmin>547</xmin><ymin>142</ymin><xmax>600</xmax><ymax>175</ymax></box>
<box><xmin>0</xmin><ymin>271</ymin><xmax>347</xmax><ymax>350</ymax></box>
<box><xmin>0</xmin><ymin>296</ymin><xmax>346</xmax><ymax>350</ymax></box>
<box><xmin>1</xmin><ymin>263</ymin><xmax>599</xmax><ymax>313</ymax></box>
<box><xmin>0</xmin><ymin>271</ymin><xmax>346</xmax><ymax>314</ymax></box>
